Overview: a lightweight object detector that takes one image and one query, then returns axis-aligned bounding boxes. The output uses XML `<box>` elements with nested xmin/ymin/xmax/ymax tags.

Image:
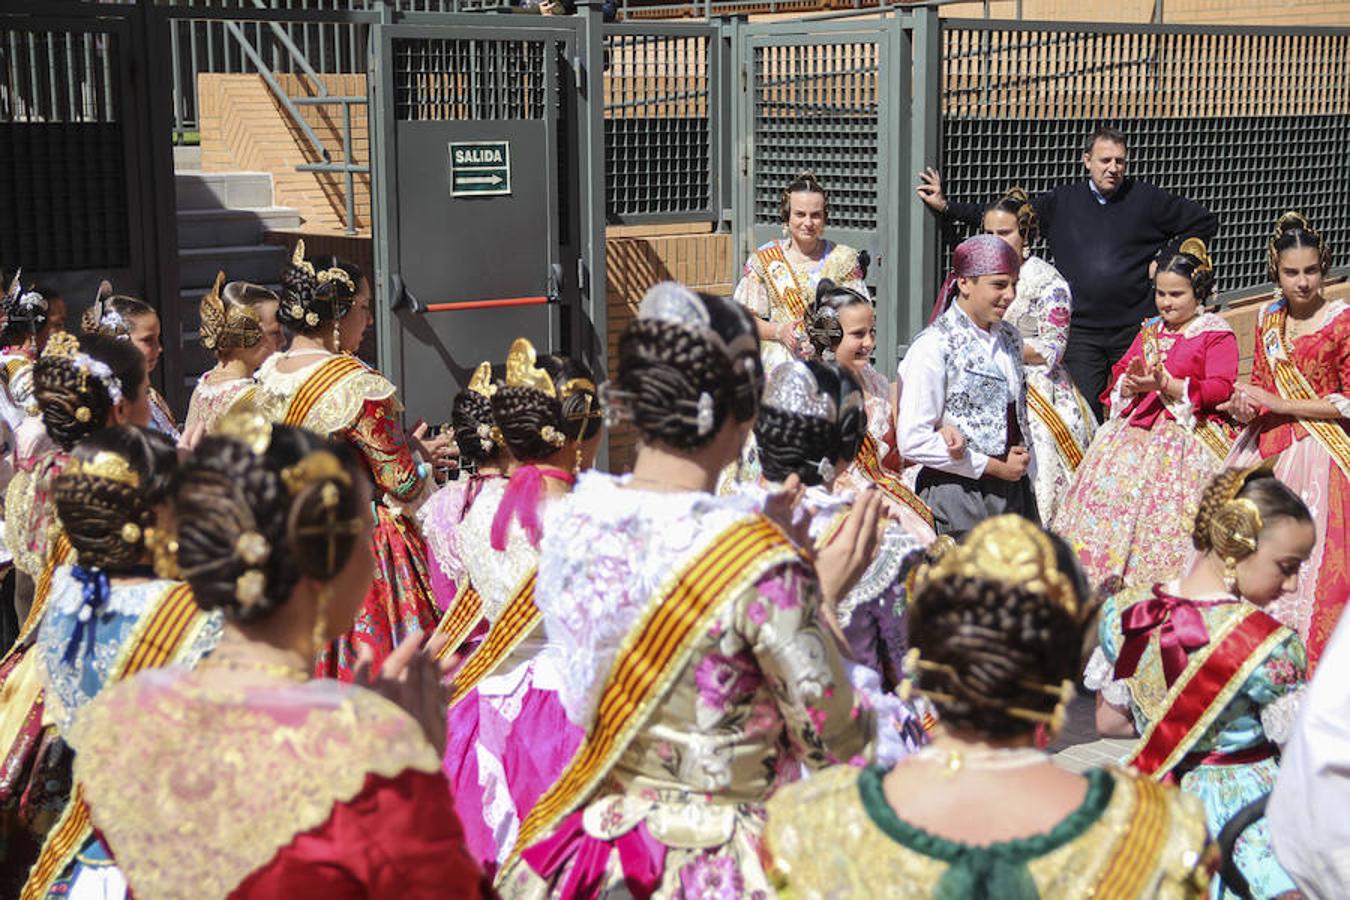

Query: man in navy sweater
<box><xmin>916</xmin><ymin>126</ymin><xmax>1218</xmax><ymax>421</ymax></box>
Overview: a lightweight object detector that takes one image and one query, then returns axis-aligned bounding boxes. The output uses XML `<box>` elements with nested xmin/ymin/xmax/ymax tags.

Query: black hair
<box><xmin>1</xmin><ymin>279</ymin><xmax>51</xmax><ymax>346</ymax></box>
<box><xmin>1267</xmin><ymin>211</ymin><xmax>1331</xmax><ymax>283</ymax></box>
<box><xmin>451</xmin><ymin>388</ymin><xmax>505</xmax><ymax>469</ymax></box>
<box><xmin>1154</xmin><ymin>239</ymin><xmax>1216</xmax><ymax>302</ymax></box>
<box><xmin>615</xmin><ymin>290</ymin><xmax>762</xmax><ymax>451</ymax></box>
<box><xmin>82</xmin><ymin>295</ymin><xmax>156</xmax><ymax>338</ymax></box>
<box><xmin>53</xmin><ymin>426</ymin><xmax>178</xmax><ymax>571</ymax></box>
<box><xmin>754</xmin><ymin>361</ymin><xmax>867</xmax><ymax>486</ymax></box>
<box><xmin>174</xmin><ymin>427</ymin><xmax>367</xmax><ymax>623</ymax></box>
<box><xmin>1193</xmin><ymin>468</ymin><xmax>1312</xmax><ymax>554</ymax></box>
<box><xmin>278</xmin><ymin>253</ymin><xmax>364</xmax><ymax>336</ymax></box>
<box><xmin>909</xmin><ymin>529</ymin><xmax>1091</xmax><ymax>740</ymax></box>
<box><xmin>34</xmin><ymin>333</ymin><xmax>146</xmax><ymax>451</ymax></box>
<box><xmin>807</xmin><ymin>278</ymin><xmax>873</xmax><ymax>359</ymax></box>
<box><xmin>984</xmin><ymin>187</ymin><xmax>1039</xmax><ymax>246</ymax></box>
<box><xmin>779</xmin><ymin>172</ymin><xmax>829</xmax><ymax>224</ymax></box>
<box><xmin>490</xmin><ymin>353</ymin><xmax>601</xmax><ymax>464</ymax></box>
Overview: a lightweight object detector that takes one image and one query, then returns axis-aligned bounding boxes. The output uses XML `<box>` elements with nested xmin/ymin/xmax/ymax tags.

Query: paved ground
<box><xmin>1048</xmin><ymin>693</ymin><xmax>1134</xmax><ymax>774</ymax></box>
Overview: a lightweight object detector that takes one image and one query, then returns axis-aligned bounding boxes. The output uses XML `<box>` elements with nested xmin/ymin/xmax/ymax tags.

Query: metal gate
<box><xmin>734</xmin><ymin>10</ymin><xmax>940</xmax><ymax>374</ymax></box>
<box><xmin>370</xmin><ymin>13</ymin><xmax>607</xmax><ymax>426</ymax></box>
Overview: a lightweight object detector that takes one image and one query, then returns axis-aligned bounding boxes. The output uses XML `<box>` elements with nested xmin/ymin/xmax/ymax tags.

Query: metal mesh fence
<box><xmin>751</xmin><ymin>40</ymin><xmax>880</xmax><ymax>231</ymax></box>
<box><xmin>603</xmin><ymin>28</ymin><xmax>713</xmax><ymax>221</ymax></box>
<box><xmin>939</xmin><ymin>24</ymin><xmax>1350</xmax><ymax>294</ymax></box>
<box><xmin>392</xmin><ymin>38</ymin><xmax>547</xmax><ymax>121</ymax></box>
<box><xmin>0</xmin><ymin>24</ymin><xmax>129</xmax><ymax>269</ymax></box>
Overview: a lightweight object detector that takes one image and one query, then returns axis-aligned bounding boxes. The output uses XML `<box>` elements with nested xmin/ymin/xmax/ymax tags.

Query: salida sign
<box><xmin>448</xmin><ymin>141</ymin><xmax>512</xmax><ymax>197</ymax></box>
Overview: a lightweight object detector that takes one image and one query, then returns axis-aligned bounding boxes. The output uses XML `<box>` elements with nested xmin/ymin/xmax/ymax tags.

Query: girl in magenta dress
<box><xmin>440</xmin><ymin>339</ymin><xmax>602</xmax><ymax>871</ymax></box>
<box><xmin>420</xmin><ymin>363</ymin><xmax>510</xmax><ymax>611</ymax></box>
<box><xmin>1053</xmin><ymin>239</ymin><xmax>1237</xmax><ymax>591</ymax></box>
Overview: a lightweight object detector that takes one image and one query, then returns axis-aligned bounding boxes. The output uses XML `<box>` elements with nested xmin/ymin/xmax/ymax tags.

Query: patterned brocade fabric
<box><xmin>766</xmin><ymin>765</ymin><xmax>1211</xmax><ymax>898</ymax></box>
<box><xmin>68</xmin><ymin>669</ymin><xmax>442</xmax><ymax>899</ymax></box>
<box><xmin>182</xmin><ymin>369</ymin><xmax>256</xmax><ymax>440</ymax></box>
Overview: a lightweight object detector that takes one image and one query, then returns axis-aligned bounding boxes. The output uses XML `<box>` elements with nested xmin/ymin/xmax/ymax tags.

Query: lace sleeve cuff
<box><xmin>1327</xmin><ymin>393</ymin><xmax>1350</xmax><ymax>418</ymax></box>
<box><xmin>1168</xmin><ymin>376</ymin><xmax>1196</xmax><ymax>430</ymax></box>
<box><xmin>1084</xmin><ymin>646</ymin><xmax>1132</xmax><ymax>707</ymax></box>
<box><xmin>1261</xmin><ymin>687</ymin><xmax>1306</xmax><ymax>746</ymax></box>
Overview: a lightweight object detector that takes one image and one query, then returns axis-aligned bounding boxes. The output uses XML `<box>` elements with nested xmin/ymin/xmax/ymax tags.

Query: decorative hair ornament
<box><xmin>213</xmin><ymin>405</ymin><xmax>273</xmax><ymax>456</ymax></box>
<box><xmin>235</xmin><ymin>531</ymin><xmax>271</xmax><ymax>567</ymax></box>
<box><xmin>287</xmin><ymin>239</ymin><xmax>357</xmax><ymax>315</ymax></box>
<box><xmin>42</xmin><ymin>331</ymin><xmax>80</xmax><ymax>360</ymax></box>
<box><xmin>86</xmin><ymin>281</ymin><xmax>131</xmax><ymax>340</ymax></box>
<box><xmin>504</xmin><ymin>337</ymin><xmax>557</xmax><ymax>398</ymax></box>
<box><xmin>762</xmin><ymin>360</ymin><xmax>838</xmax><ymax>421</ymax></box>
<box><xmin>695</xmin><ymin>391</ymin><xmax>715</xmax><ymax>437</ymax></box>
<box><xmin>912</xmin><ymin>515</ymin><xmax>1078</xmax><ymax>619</ymax></box>
<box><xmin>42</xmin><ymin>330</ymin><xmax>125</xmax><ymax>416</ymax></box>
<box><xmin>280</xmin><ymin>450</ymin><xmax>351</xmax><ymax>497</ymax></box>
<box><xmin>1267</xmin><ymin>211</ymin><xmax>1330</xmax><ymax>282</ymax></box>
<box><xmin>200</xmin><ymin>271</ymin><xmax>264</xmax><ymax>353</ymax></box>
<box><xmin>1208</xmin><ymin>460</ymin><xmax>1274</xmax><ymax>589</ymax></box>
<box><xmin>65</xmin><ymin>451</ymin><xmax>140</xmax><ymax>488</ymax></box>
<box><xmin>235</xmin><ymin>570</ymin><xmax>266</xmax><ymax>608</ymax></box>
<box><xmin>468</xmin><ymin>361</ymin><xmax>498</xmax><ymax>398</ymax></box>
<box><xmin>146</xmin><ymin>527</ymin><xmax>180</xmax><ymax>580</ymax></box>
<box><xmin>815</xmin><ymin>457</ymin><xmax>836</xmax><ymax>483</ymax></box>
<box><xmin>120</xmin><ymin>522</ymin><xmax>142</xmax><ymax>545</ymax></box>
<box><xmin>539</xmin><ymin>425</ymin><xmax>565</xmax><ymax>447</ymax></box>
<box><xmin>1178</xmin><ymin>237</ymin><xmax>1213</xmax><ymax>274</ymax></box>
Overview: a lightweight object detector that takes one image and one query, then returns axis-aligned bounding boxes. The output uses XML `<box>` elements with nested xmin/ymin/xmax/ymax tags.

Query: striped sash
<box><xmin>432</xmin><ymin>582</ymin><xmax>485</xmax><ymax>663</ymax></box>
<box><xmin>282</xmin><ymin>355</ymin><xmax>367</xmax><ymax>428</ymax></box>
<box><xmin>1125</xmin><ymin>605</ymin><xmax>1288</xmax><ymax>778</ymax></box>
<box><xmin>1088</xmin><ymin>776</ymin><xmax>1180</xmax><ymax>897</ymax></box>
<box><xmin>446</xmin><ymin>571</ymin><xmax>538</xmax><ymax>707</ymax></box>
<box><xmin>1139</xmin><ymin>317</ymin><xmax>1235</xmax><ymax>464</ymax></box>
<box><xmin>6</xmin><ymin>531</ymin><xmax>74</xmax><ymax>661</ymax></box>
<box><xmin>1025</xmin><ymin>383</ymin><xmax>1085</xmax><ymax>471</ymax></box>
<box><xmin>505</xmin><ymin>516</ymin><xmax>802</xmax><ymax>875</ymax></box>
<box><xmin>1258</xmin><ymin>301</ymin><xmax>1350</xmax><ymax>478</ymax></box>
<box><xmin>22</xmin><ymin>584</ymin><xmax>207</xmax><ymax>900</ymax></box>
<box><xmin>853</xmin><ymin>433</ymin><xmax>935</xmax><ymax>529</ymax></box>
<box><xmin>754</xmin><ymin>243</ymin><xmax>809</xmax><ymax>322</ymax></box>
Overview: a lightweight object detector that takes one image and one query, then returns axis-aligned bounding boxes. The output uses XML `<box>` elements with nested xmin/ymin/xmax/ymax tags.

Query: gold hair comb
<box><xmin>65</xmin><ymin>451</ymin><xmax>140</xmax><ymax>488</ymax></box>
<box><xmin>468</xmin><ymin>361</ymin><xmax>498</xmax><ymax>398</ymax></box>
<box><xmin>504</xmin><ymin>337</ymin><xmax>556</xmax><ymax>397</ymax></box>
<box><xmin>1178</xmin><ymin>237</ymin><xmax>1213</xmax><ymax>274</ymax></box>
<box><xmin>213</xmin><ymin>405</ymin><xmax>274</xmax><ymax>456</ymax></box>
<box><xmin>280</xmin><ymin>449</ymin><xmax>351</xmax><ymax>497</ymax></box>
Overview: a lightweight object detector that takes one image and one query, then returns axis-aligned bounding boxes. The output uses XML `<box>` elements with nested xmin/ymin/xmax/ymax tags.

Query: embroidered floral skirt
<box><xmin>316</xmin><ymin>505</ymin><xmax>441</xmax><ymax>681</ymax></box>
<box><xmin>1225</xmin><ymin>432</ymin><xmax>1349</xmax><ymax>670</ymax></box>
<box><xmin>1053</xmin><ymin>418</ymin><xmax>1224</xmax><ymax>593</ymax></box>
<box><xmin>1180</xmin><ymin>755</ymin><xmax>1295</xmax><ymax>899</ymax></box>
<box><xmin>444</xmin><ymin>657</ymin><xmax>584</xmax><ymax>871</ymax></box>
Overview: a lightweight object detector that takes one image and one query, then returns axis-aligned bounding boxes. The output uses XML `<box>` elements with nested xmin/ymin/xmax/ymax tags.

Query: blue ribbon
<box><xmin>64</xmin><ymin>565</ymin><xmax>112</xmax><ymax>664</ymax></box>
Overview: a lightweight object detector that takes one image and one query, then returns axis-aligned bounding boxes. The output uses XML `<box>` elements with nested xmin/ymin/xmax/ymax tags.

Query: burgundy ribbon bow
<box><xmin>1114</xmin><ymin>585</ymin><xmax>1213</xmax><ymax>687</ymax></box>
<box><xmin>520</xmin><ymin>809</ymin><xmax>666</xmax><ymax>900</ymax></box>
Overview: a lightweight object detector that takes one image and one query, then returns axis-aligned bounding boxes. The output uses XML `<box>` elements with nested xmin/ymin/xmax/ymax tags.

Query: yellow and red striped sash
<box><xmin>1258</xmin><ymin>303</ymin><xmax>1350</xmax><ymax>478</ymax></box>
<box><xmin>1140</xmin><ymin>317</ymin><xmax>1234</xmax><ymax>464</ymax></box>
<box><xmin>1125</xmin><ymin>605</ymin><xmax>1288</xmax><ymax>778</ymax></box>
<box><xmin>22</xmin><ymin>584</ymin><xmax>206</xmax><ymax>900</ymax></box>
<box><xmin>446</xmin><ymin>571</ymin><xmax>539</xmax><ymax>707</ymax></box>
<box><xmin>1025</xmin><ymin>383</ymin><xmax>1085</xmax><ymax>471</ymax></box>
<box><xmin>754</xmin><ymin>243</ymin><xmax>809</xmax><ymax>322</ymax></box>
<box><xmin>6</xmin><ymin>531</ymin><xmax>74</xmax><ymax>660</ymax></box>
<box><xmin>432</xmin><ymin>582</ymin><xmax>485</xmax><ymax>663</ymax></box>
<box><xmin>1088</xmin><ymin>775</ymin><xmax>1178</xmax><ymax>897</ymax></box>
<box><xmin>505</xmin><ymin>517</ymin><xmax>802</xmax><ymax>875</ymax></box>
<box><xmin>853</xmin><ymin>433</ymin><xmax>935</xmax><ymax>529</ymax></box>
<box><xmin>282</xmin><ymin>354</ymin><xmax>367</xmax><ymax>429</ymax></box>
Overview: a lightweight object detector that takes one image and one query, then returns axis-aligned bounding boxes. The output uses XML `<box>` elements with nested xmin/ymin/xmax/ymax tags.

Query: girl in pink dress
<box><xmin>420</xmin><ymin>363</ymin><xmax>510</xmax><ymax>611</ymax></box>
<box><xmin>1053</xmin><ymin>239</ymin><xmax>1237</xmax><ymax>591</ymax></box>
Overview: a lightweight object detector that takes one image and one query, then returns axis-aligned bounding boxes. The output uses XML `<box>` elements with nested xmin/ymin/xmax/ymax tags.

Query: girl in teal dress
<box><xmin>1088</xmin><ymin>463</ymin><xmax>1315</xmax><ymax>899</ymax></box>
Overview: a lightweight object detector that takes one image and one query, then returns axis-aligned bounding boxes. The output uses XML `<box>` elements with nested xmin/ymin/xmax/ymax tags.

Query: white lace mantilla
<box><xmin>457</xmin><ymin>478</ymin><xmax>540</xmax><ymax>620</ymax></box>
<box><xmin>537</xmin><ymin>472</ymin><xmax>764</xmax><ymax>729</ymax></box>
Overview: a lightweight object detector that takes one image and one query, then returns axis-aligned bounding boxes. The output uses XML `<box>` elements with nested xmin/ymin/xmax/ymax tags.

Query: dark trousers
<box><xmin>915</xmin><ymin>468</ymin><xmax>1040</xmax><ymax>539</ymax></box>
<box><xmin>1063</xmin><ymin>323</ymin><xmax>1141</xmax><ymax>424</ymax></box>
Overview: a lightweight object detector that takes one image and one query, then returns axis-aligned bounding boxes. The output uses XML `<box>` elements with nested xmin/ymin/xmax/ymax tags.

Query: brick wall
<box><xmin>198</xmin><ymin>73</ymin><xmax>371</xmax><ymax>234</ymax></box>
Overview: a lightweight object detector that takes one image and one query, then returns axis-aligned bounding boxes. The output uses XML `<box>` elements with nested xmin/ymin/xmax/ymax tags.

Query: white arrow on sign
<box><xmin>458</xmin><ymin>174</ymin><xmax>504</xmax><ymax>186</ymax></box>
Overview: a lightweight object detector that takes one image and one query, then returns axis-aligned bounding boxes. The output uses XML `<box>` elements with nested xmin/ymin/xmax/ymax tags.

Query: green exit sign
<box><xmin>449</xmin><ymin>141</ymin><xmax>511</xmax><ymax>197</ymax></box>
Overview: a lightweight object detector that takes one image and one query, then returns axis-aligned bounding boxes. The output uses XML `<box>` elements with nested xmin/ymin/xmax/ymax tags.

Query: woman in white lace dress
<box><xmin>982</xmin><ymin>188</ymin><xmax>1097</xmax><ymax>519</ymax></box>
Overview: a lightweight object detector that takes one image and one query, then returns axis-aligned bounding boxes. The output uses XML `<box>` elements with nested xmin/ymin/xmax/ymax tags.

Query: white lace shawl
<box><xmin>536</xmin><ymin>472</ymin><xmax>763</xmax><ymax>729</ymax></box>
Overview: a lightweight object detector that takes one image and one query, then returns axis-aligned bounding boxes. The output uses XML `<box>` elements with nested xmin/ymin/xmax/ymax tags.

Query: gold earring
<box><xmin>1223</xmin><ymin>556</ymin><xmax>1239</xmax><ymax>593</ymax></box>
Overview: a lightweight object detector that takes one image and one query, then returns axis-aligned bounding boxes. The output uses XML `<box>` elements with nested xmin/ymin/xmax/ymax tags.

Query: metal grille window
<box><xmin>394</xmin><ymin>38</ymin><xmax>547</xmax><ymax>121</ymax></box>
<box><xmin>940</xmin><ymin>25</ymin><xmax>1350</xmax><ymax>294</ymax></box>
<box><xmin>752</xmin><ymin>41</ymin><xmax>880</xmax><ymax>231</ymax></box>
<box><xmin>604</xmin><ymin>30</ymin><xmax>712</xmax><ymax>220</ymax></box>
<box><xmin>0</xmin><ymin>25</ymin><xmax>128</xmax><ymax>270</ymax></box>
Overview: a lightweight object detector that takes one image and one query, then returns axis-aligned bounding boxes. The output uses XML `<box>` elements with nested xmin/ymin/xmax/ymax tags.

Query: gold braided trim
<box><xmin>446</xmin><ymin>571</ymin><xmax>538</xmax><ymax>707</ymax></box>
<box><xmin>854</xmin><ymin>433</ymin><xmax>936</xmax><ymax>528</ymax></box>
<box><xmin>6</xmin><ymin>532</ymin><xmax>74</xmax><ymax>661</ymax></box>
<box><xmin>1025</xmin><ymin>382</ymin><xmax>1085</xmax><ymax>471</ymax></box>
<box><xmin>1259</xmin><ymin>305</ymin><xmax>1350</xmax><ymax>479</ymax></box>
<box><xmin>753</xmin><ymin>243</ymin><xmax>810</xmax><ymax>323</ymax></box>
<box><xmin>21</xmin><ymin>583</ymin><xmax>207</xmax><ymax>900</ymax></box>
<box><xmin>432</xmin><ymin>582</ymin><xmax>485</xmax><ymax>663</ymax></box>
<box><xmin>282</xmin><ymin>354</ymin><xmax>367</xmax><ymax>428</ymax></box>
<box><xmin>1088</xmin><ymin>775</ymin><xmax>1172</xmax><ymax>898</ymax></box>
<box><xmin>69</xmin><ymin>676</ymin><xmax>439</xmax><ymax>899</ymax></box>
<box><xmin>503</xmin><ymin>516</ymin><xmax>802</xmax><ymax>878</ymax></box>
<box><xmin>1192</xmin><ymin>419</ymin><xmax>1234</xmax><ymax>464</ymax></box>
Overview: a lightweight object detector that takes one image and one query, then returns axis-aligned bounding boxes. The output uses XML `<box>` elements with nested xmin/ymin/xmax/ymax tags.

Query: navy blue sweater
<box><xmin>950</xmin><ymin>179</ymin><xmax>1218</xmax><ymax>331</ymax></box>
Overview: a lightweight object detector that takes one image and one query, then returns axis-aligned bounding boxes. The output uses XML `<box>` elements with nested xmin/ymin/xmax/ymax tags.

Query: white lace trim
<box><xmin>840</xmin><ymin>522</ymin><xmax>920</xmax><ymax>627</ymax></box>
<box><xmin>1261</xmin><ymin>687</ymin><xmax>1306</xmax><ymax>747</ymax></box>
<box><xmin>458</xmin><ymin>479</ymin><xmax>541</xmax><ymax>620</ymax></box>
<box><xmin>1084</xmin><ymin>646</ymin><xmax>1132</xmax><ymax>708</ymax></box>
<box><xmin>536</xmin><ymin>472</ymin><xmax>762</xmax><ymax>729</ymax></box>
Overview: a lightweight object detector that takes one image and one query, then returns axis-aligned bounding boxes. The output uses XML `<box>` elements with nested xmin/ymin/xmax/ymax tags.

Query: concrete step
<box><xmin>177</xmin><ymin>207</ymin><xmax>302</xmax><ymax>249</ymax></box>
<box><xmin>175</xmin><ymin>171</ymin><xmax>275</xmax><ymax>211</ymax></box>
<box><xmin>178</xmin><ymin>244</ymin><xmax>288</xmax><ymax>290</ymax></box>
<box><xmin>173</xmin><ymin>145</ymin><xmax>201</xmax><ymax>171</ymax></box>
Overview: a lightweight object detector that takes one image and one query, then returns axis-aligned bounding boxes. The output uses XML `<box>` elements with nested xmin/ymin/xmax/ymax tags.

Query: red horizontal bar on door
<box><xmin>423</xmin><ymin>296</ymin><xmax>549</xmax><ymax>312</ymax></box>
